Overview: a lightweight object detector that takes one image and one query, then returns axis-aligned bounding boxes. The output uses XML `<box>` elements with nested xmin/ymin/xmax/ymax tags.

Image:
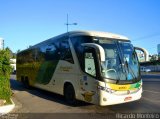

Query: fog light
<box><xmin>103</xmin><ymin>98</ymin><xmax>107</xmax><ymax>101</ymax></box>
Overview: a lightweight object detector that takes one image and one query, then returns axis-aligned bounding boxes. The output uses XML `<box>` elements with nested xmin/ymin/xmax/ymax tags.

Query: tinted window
<box><xmin>45</xmin><ymin>43</ymin><xmax>60</xmax><ymax>61</ymax></box>
<box><xmin>17</xmin><ymin>49</ymin><xmax>35</xmax><ymax>64</ymax></box>
<box><xmin>71</xmin><ymin>36</ymin><xmax>92</xmax><ymax>69</ymax></box>
<box><xmin>60</xmin><ymin>39</ymin><xmax>74</xmax><ymax>64</ymax></box>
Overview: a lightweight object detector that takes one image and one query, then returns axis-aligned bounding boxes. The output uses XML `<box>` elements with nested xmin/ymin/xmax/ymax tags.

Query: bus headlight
<box><xmin>98</xmin><ymin>86</ymin><xmax>115</xmax><ymax>93</ymax></box>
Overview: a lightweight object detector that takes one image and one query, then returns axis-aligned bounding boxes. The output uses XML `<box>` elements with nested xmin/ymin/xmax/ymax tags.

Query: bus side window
<box><xmin>45</xmin><ymin>44</ymin><xmax>60</xmax><ymax>61</ymax></box>
<box><xmin>60</xmin><ymin>40</ymin><xmax>74</xmax><ymax>64</ymax></box>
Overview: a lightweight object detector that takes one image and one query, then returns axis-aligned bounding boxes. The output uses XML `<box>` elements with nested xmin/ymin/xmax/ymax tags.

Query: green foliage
<box><xmin>150</xmin><ymin>57</ymin><xmax>156</xmax><ymax>62</ymax></box>
<box><xmin>0</xmin><ymin>49</ymin><xmax>12</xmax><ymax>104</ymax></box>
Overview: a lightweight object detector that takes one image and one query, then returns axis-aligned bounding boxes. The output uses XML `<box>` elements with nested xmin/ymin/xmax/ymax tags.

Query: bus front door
<box><xmin>79</xmin><ymin>45</ymin><xmax>102</xmax><ymax>103</ymax></box>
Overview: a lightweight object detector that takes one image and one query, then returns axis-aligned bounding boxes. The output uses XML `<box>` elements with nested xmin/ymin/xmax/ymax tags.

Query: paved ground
<box><xmin>9</xmin><ymin>74</ymin><xmax>160</xmax><ymax>119</ymax></box>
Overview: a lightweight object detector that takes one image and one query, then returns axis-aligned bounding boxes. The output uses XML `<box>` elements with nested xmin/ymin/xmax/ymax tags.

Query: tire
<box><xmin>23</xmin><ymin>77</ymin><xmax>30</xmax><ymax>89</ymax></box>
<box><xmin>64</xmin><ymin>84</ymin><xmax>76</xmax><ymax>105</ymax></box>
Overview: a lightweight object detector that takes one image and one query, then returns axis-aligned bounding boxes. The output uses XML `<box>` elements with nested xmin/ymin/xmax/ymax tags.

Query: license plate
<box><xmin>124</xmin><ymin>96</ymin><xmax>132</xmax><ymax>101</ymax></box>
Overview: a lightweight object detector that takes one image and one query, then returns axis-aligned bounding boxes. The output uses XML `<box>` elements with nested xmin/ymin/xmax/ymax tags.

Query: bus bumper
<box><xmin>99</xmin><ymin>87</ymin><xmax>142</xmax><ymax>106</ymax></box>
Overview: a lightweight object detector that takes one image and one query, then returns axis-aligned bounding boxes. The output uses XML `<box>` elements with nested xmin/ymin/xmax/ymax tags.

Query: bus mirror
<box><xmin>99</xmin><ymin>46</ymin><xmax>105</xmax><ymax>62</ymax></box>
<box><xmin>134</xmin><ymin>46</ymin><xmax>149</xmax><ymax>62</ymax></box>
<box><xmin>81</xmin><ymin>43</ymin><xmax>105</xmax><ymax>62</ymax></box>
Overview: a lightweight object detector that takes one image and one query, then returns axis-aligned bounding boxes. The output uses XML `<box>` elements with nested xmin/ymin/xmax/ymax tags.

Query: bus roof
<box><xmin>68</xmin><ymin>30</ymin><xmax>129</xmax><ymax>40</ymax></box>
<box><xmin>20</xmin><ymin>30</ymin><xmax>130</xmax><ymax>52</ymax></box>
<box><xmin>36</xmin><ymin>30</ymin><xmax>129</xmax><ymax>46</ymax></box>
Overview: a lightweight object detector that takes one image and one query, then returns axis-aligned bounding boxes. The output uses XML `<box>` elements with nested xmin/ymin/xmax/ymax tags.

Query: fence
<box><xmin>146</xmin><ymin>65</ymin><xmax>160</xmax><ymax>72</ymax></box>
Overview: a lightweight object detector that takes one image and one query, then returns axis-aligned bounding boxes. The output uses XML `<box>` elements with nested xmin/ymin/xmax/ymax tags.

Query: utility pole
<box><xmin>3</xmin><ymin>39</ymin><xmax>4</xmax><ymax>50</ymax></box>
<box><xmin>0</xmin><ymin>38</ymin><xmax>4</xmax><ymax>50</ymax></box>
<box><xmin>65</xmin><ymin>14</ymin><xmax>77</xmax><ymax>33</ymax></box>
<box><xmin>67</xmin><ymin>14</ymin><xmax>69</xmax><ymax>33</ymax></box>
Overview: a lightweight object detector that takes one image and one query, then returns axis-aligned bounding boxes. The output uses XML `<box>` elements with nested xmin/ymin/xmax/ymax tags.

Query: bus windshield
<box><xmin>94</xmin><ymin>38</ymin><xmax>140</xmax><ymax>81</ymax></box>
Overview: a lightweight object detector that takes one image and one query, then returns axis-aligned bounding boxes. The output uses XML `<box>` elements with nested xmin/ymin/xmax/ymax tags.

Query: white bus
<box><xmin>16</xmin><ymin>31</ymin><xmax>142</xmax><ymax>106</ymax></box>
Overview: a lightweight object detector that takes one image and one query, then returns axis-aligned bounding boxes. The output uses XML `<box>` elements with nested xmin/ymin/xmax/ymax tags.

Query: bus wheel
<box><xmin>23</xmin><ymin>77</ymin><xmax>30</xmax><ymax>89</ymax></box>
<box><xmin>64</xmin><ymin>84</ymin><xmax>76</xmax><ymax>105</ymax></box>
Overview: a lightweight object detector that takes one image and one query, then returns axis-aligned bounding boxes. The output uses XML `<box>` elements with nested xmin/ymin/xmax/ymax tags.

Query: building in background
<box><xmin>158</xmin><ymin>44</ymin><xmax>160</xmax><ymax>55</ymax></box>
<box><xmin>0</xmin><ymin>38</ymin><xmax>4</xmax><ymax>50</ymax></box>
<box><xmin>10</xmin><ymin>59</ymin><xmax>16</xmax><ymax>74</ymax></box>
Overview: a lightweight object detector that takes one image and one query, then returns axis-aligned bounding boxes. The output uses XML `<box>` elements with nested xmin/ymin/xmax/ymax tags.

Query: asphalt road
<box><xmin>10</xmin><ymin>73</ymin><xmax>160</xmax><ymax>119</ymax></box>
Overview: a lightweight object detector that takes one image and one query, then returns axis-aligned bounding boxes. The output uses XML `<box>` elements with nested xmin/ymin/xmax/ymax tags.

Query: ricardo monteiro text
<box><xmin>116</xmin><ymin>113</ymin><xmax>160</xmax><ymax>119</ymax></box>
<box><xmin>137</xmin><ymin>113</ymin><xmax>159</xmax><ymax>119</ymax></box>
<box><xmin>116</xmin><ymin>113</ymin><xmax>136</xmax><ymax>119</ymax></box>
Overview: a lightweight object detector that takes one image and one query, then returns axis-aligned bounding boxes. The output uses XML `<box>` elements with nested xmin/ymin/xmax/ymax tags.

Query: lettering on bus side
<box><xmin>119</xmin><ymin>86</ymin><xmax>127</xmax><ymax>90</ymax></box>
<box><xmin>59</xmin><ymin>66</ymin><xmax>72</xmax><ymax>72</ymax></box>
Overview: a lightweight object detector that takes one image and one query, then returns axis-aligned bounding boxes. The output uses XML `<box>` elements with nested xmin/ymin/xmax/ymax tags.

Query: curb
<box><xmin>0</xmin><ymin>99</ymin><xmax>15</xmax><ymax>115</ymax></box>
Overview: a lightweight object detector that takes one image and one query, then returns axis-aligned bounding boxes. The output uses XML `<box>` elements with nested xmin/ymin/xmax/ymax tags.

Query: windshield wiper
<box><xmin>123</xmin><ymin>56</ymin><xmax>136</xmax><ymax>80</ymax></box>
<box><xmin>116</xmin><ymin>41</ymin><xmax>137</xmax><ymax>81</ymax></box>
<box><xmin>115</xmin><ymin>42</ymin><xmax>128</xmax><ymax>80</ymax></box>
<box><xmin>117</xmin><ymin>53</ymin><xmax>128</xmax><ymax>80</ymax></box>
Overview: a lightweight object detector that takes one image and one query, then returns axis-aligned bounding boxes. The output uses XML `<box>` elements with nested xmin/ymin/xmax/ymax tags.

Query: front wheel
<box><xmin>64</xmin><ymin>84</ymin><xmax>76</xmax><ymax>105</ymax></box>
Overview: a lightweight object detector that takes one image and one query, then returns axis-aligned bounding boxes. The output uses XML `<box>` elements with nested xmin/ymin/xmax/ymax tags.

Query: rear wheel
<box><xmin>22</xmin><ymin>77</ymin><xmax>30</xmax><ymax>89</ymax></box>
<box><xmin>64</xmin><ymin>84</ymin><xmax>76</xmax><ymax>105</ymax></box>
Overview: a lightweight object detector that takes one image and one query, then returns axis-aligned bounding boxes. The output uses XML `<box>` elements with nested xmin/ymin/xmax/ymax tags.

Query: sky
<box><xmin>0</xmin><ymin>0</ymin><xmax>160</xmax><ymax>54</ymax></box>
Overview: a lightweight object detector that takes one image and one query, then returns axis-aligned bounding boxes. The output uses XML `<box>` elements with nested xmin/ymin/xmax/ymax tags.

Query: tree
<box><xmin>5</xmin><ymin>47</ymin><xmax>15</xmax><ymax>58</ymax></box>
<box><xmin>0</xmin><ymin>49</ymin><xmax>12</xmax><ymax>104</ymax></box>
<box><xmin>16</xmin><ymin>49</ymin><xmax>21</xmax><ymax>54</ymax></box>
<box><xmin>150</xmin><ymin>54</ymin><xmax>158</xmax><ymax>61</ymax></box>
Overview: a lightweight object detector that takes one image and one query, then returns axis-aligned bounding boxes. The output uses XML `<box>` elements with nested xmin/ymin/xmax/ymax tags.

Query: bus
<box><xmin>16</xmin><ymin>31</ymin><xmax>142</xmax><ymax>106</ymax></box>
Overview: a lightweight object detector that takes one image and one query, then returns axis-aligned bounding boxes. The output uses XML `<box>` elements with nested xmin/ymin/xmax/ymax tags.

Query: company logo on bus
<box><xmin>118</xmin><ymin>86</ymin><xmax>127</xmax><ymax>90</ymax></box>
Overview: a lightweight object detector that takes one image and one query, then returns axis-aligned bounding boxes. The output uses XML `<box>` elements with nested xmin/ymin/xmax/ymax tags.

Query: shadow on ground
<box><xmin>10</xmin><ymin>78</ymin><xmax>91</xmax><ymax>107</ymax></box>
